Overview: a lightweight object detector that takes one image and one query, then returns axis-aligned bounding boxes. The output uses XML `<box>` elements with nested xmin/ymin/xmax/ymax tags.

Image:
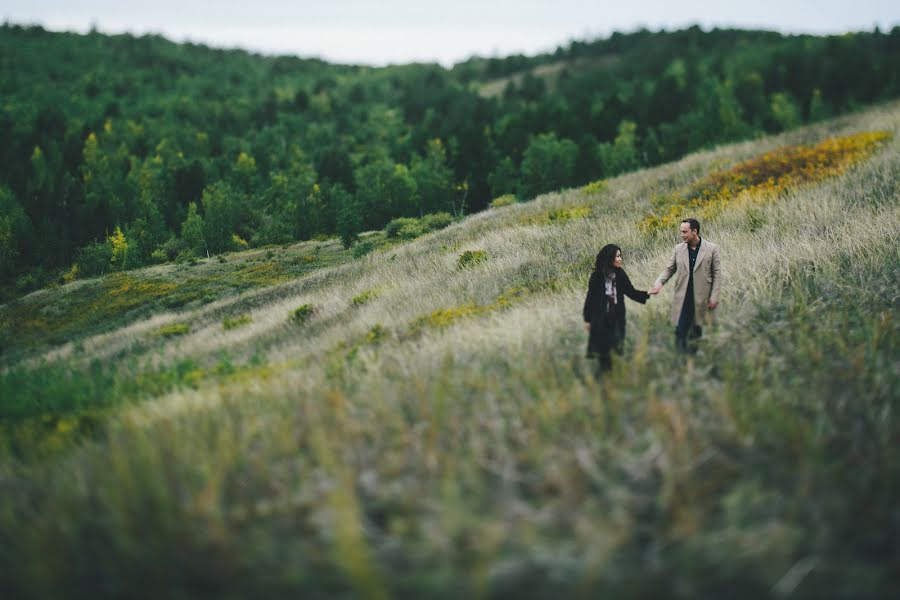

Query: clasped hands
<box><xmin>648</xmin><ymin>283</ymin><xmax>718</xmax><ymax>309</ymax></box>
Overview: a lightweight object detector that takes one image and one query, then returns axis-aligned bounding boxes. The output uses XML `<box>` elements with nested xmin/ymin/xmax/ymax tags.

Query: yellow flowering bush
<box><xmin>580</xmin><ymin>179</ymin><xmax>607</xmax><ymax>195</ymax></box>
<box><xmin>641</xmin><ymin>131</ymin><xmax>891</xmax><ymax>231</ymax></box>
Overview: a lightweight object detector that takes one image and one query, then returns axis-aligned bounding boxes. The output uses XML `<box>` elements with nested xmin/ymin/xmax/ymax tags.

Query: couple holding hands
<box><xmin>582</xmin><ymin>218</ymin><xmax>721</xmax><ymax>371</ymax></box>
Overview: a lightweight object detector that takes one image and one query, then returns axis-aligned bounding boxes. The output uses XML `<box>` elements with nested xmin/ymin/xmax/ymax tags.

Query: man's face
<box><xmin>680</xmin><ymin>222</ymin><xmax>698</xmax><ymax>244</ymax></box>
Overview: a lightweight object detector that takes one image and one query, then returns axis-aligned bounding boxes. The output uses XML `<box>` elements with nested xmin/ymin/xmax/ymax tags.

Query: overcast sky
<box><xmin>3</xmin><ymin>0</ymin><xmax>898</xmax><ymax>66</ymax></box>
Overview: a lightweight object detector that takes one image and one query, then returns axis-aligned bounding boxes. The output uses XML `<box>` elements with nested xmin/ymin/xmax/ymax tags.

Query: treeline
<box><xmin>1</xmin><ymin>24</ymin><xmax>899</xmax><ymax>297</ymax></box>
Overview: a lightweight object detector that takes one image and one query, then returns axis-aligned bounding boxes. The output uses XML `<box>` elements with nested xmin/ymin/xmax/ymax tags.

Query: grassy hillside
<box><xmin>1</xmin><ymin>102</ymin><xmax>899</xmax><ymax>598</ymax></box>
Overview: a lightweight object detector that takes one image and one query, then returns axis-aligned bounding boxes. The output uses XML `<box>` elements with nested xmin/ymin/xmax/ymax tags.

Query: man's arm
<box><xmin>708</xmin><ymin>244</ymin><xmax>721</xmax><ymax>309</ymax></box>
<box><xmin>649</xmin><ymin>247</ymin><xmax>678</xmax><ymax>295</ymax></box>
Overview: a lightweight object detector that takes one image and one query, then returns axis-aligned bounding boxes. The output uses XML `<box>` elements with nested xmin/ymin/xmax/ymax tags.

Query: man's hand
<box><xmin>708</xmin><ymin>300</ymin><xmax>718</xmax><ymax>310</ymax></box>
<box><xmin>649</xmin><ymin>284</ymin><xmax>661</xmax><ymax>295</ymax></box>
<box><xmin>584</xmin><ymin>323</ymin><xmax>591</xmax><ymax>332</ymax></box>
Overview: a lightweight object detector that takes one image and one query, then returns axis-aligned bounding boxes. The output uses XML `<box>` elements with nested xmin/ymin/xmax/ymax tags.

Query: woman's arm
<box><xmin>620</xmin><ymin>269</ymin><xmax>649</xmax><ymax>304</ymax></box>
<box><xmin>583</xmin><ymin>274</ymin><xmax>596</xmax><ymax>322</ymax></box>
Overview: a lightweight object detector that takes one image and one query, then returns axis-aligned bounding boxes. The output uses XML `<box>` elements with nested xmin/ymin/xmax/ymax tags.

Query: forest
<box><xmin>2</xmin><ymin>24</ymin><xmax>899</xmax><ymax>299</ymax></box>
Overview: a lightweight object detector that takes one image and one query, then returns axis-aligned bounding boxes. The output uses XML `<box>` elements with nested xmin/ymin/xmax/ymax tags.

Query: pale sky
<box><xmin>3</xmin><ymin>0</ymin><xmax>898</xmax><ymax>66</ymax></box>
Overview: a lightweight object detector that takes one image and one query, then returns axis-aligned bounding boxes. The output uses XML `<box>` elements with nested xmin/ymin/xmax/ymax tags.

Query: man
<box><xmin>649</xmin><ymin>218</ymin><xmax>720</xmax><ymax>352</ymax></box>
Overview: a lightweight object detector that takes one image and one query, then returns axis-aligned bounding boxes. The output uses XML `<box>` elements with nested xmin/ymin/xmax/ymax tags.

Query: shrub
<box><xmin>231</xmin><ymin>233</ymin><xmax>249</xmax><ymax>250</ymax></box>
<box><xmin>291</xmin><ymin>303</ymin><xmax>315</xmax><ymax>323</ymax></box>
<box><xmin>641</xmin><ymin>130</ymin><xmax>892</xmax><ymax>232</ymax></box>
<box><xmin>580</xmin><ymin>179</ymin><xmax>607</xmax><ymax>195</ymax></box>
<box><xmin>385</xmin><ymin>217</ymin><xmax>423</xmax><ymax>239</ymax></box>
<box><xmin>75</xmin><ymin>240</ymin><xmax>113</xmax><ymax>277</ymax></box>
<box><xmin>457</xmin><ymin>250</ymin><xmax>487</xmax><ymax>269</ymax></box>
<box><xmin>351</xmin><ymin>288</ymin><xmax>381</xmax><ymax>306</ymax></box>
<box><xmin>365</xmin><ymin>324</ymin><xmax>385</xmax><ymax>344</ymax></box>
<box><xmin>223</xmin><ymin>314</ymin><xmax>252</xmax><ymax>330</ymax></box>
<box><xmin>490</xmin><ymin>194</ymin><xmax>517</xmax><ymax>208</ymax></box>
<box><xmin>420</xmin><ymin>212</ymin><xmax>453</xmax><ymax>231</ymax></box>
<box><xmin>62</xmin><ymin>264</ymin><xmax>79</xmax><ymax>284</ymax></box>
<box><xmin>352</xmin><ymin>241</ymin><xmax>376</xmax><ymax>258</ymax></box>
<box><xmin>155</xmin><ymin>323</ymin><xmax>189</xmax><ymax>338</ymax></box>
<box><xmin>520</xmin><ymin>205</ymin><xmax>591</xmax><ymax>225</ymax></box>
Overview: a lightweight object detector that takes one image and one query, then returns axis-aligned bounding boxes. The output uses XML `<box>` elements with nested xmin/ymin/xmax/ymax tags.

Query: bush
<box><xmin>352</xmin><ymin>241</ymin><xmax>376</xmax><ymax>258</ymax></box>
<box><xmin>159</xmin><ymin>235</ymin><xmax>185</xmax><ymax>261</ymax></box>
<box><xmin>155</xmin><ymin>323</ymin><xmax>189</xmax><ymax>338</ymax></box>
<box><xmin>75</xmin><ymin>240</ymin><xmax>113</xmax><ymax>277</ymax></box>
<box><xmin>291</xmin><ymin>303</ymin><xmax>315</xmax><ymax>323</ymax></box>
<box><xmin>457</xmin><ymin>250</ymin><xmax>487</xmax><ymax>269</ymax></box>
<box><xmin>223</xmin><ymin>314</ymin><xmax>252</xmax><ymax>330</ymax></box>
<box><xmin>62</xmin><ymin>264</ymin><xmax>79</xmax><ymax>284</ymax></box>
<box><xmin>580</xmin><ymin>179</ymin><xmax>607</xmax><ymax>195</ymax></box>
<box><xmin>490</xmin><ymin>194</ymin><xmax>518</xmax><ymax>208</ymax></box>
<box><xmin>385</xmin><ymin>217</ymin><xmax>423</xmax><ymax>239</ymax></box>
<box><xmin>421</xmin><ymin>212</ymin><xmax>453</xmax><ymax>231</ymax></box>
<box><xmin>150</xmin><ymin>249</ymin><xmax>168</xmax><ymax>264</ymax></box>
<box><xmin>351</xmin><ymin>288</ymin><xmax>381</xmax><ymax>306</ymax></box>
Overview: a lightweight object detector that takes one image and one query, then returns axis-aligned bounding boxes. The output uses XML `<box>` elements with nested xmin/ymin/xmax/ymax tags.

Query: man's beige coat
<box><xmin>654</xmin><ymin>240</ymin><xmax>721</xmax><ymax>326</ymax></box>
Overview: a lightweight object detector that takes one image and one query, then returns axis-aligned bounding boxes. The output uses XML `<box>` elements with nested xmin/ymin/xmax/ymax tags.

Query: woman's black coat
<box><xmin>582</xmin><ymin>267</ymin><xmax>649</xmax><ymax>356</ymax></box>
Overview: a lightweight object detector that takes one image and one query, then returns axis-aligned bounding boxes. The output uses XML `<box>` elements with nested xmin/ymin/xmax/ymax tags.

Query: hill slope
<box><xmin>1</xmin><ymin>103</ymin><xmax>899</xmax><ymax>597</ymax></box>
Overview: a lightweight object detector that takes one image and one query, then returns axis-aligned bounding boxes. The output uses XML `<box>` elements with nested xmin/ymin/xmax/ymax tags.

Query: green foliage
<box><xmin>0</xmin><ymin>186</ymin><xmax>33</xmax><ymax>278</ymax></box>
<box><xmin>291</xmin><ymin>303</ymin><xmax>315</xmax><ymax>323</ymax></box>
<box><xmin>410</xmin><ymin>139</ymin><xmax>455</xmax><ymax>215</ymax></box>
<box><xmin>4</xmin><ymin>24</ymin><xmax>900</xmax><ymax>295</ymax></box>
<box><xmin>365</xmin><ymin>323</ymin><xmax>385</xmax><ymax>344</ymax></box>
<box><xmin>384</xmin><ymin>217</ymin><xmax>423</xmax><ymax>239</ymax></box>
<box><xmin>180</xmin><ymin>202</ymin><xmax>206</xmax><ymax>256</ymax></box>
<box><xmin>579</xmin><ymin>179</ymin><xmax>606</xmax><ymax>195</ymax></box>
<box><xmin>352</xmin><ymin>240</ymin><xmax>376</xmax><ymax>258</ymax></box>
<box><xmin>154</xmin><ymin>323</ymin><xmax>189</xmax><ymax>338</ymax></box>
<box><xmin>75</xmin><ymin>240</ymin><xmax>113</xmax><ymax>277</ymax></box>
<box><xmin>770</xmin><ymin>92</ymin><xmax>803</xmax><ymax>130</ymax></box>
<box><xmin>351</xmin><ymin>288</ymin><xmax>381</xmax><ymax>306</ymax></box>
<box><xmin>457</xmin><ymin>249</ymin><xmax>487</xmax><ymax>269</ymax></box>
<box><xmin>420</xmin><ymin>212</ymin><xmax>454</xmax><ymax>231</ymax></box>
<box><xmin>108</xmin><ymin>226</ymin><xmax>129</xmax><ymax>271</ymax></box>
<box><xmin>488</xmin><ymin>156</ymin><xmax>520</xmax><ymax>198</ymax></box>
<box><xmin>222</xmin><ymin>314</ymin><xmax>252</xmax><ymax>330</ymax></box>
<box><xmin>490</xmin><ymin>194</ymin><xmax>518</xmax><ymax>208</ymax></box>
<box><xmin>519</xmin><ymin>132</ymin><xmax>579</xmax><ymax>199</ymax></box>
<box><xmin>335</xmin><ymin>185</ymin><xmax>361</xmax><ymax>249</ymax></box>
<box><xmin>385</xmin><ymin>212</ymin><xmax>453</xmax><ymax>240</ymax></box>
<box><xmin>598</xmin><ymin>120</ymin><xmax>640</xmax><ymax>176</ymax></box>
<box><xmin>808</xmin><ymin>88</ymin><xmax>831</xmax><ymax>122</ymax></box>
<box><xmin>201</xmin><ymin>181</ymin><xmax>250</xmax><ymax>254</ymax></box>
<box><xmin>354</xmin><ymin>158</ymin><xmax>417</xmax><ymax>230</ymax></box>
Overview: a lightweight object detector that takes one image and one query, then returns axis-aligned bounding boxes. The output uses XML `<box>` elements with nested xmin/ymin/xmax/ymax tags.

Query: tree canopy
<box><xmin>2</xmin><ymin>23</ymin><xmax>899</xmax><ymax>298</ymax></box>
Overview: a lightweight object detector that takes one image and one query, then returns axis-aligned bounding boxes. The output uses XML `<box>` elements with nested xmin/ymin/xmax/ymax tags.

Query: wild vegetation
<box><xmin>1</xmin><ymin>99</ymin><xmax>898</xmax><ymax>598</ymax></box>
<box><xmin>2</xmin><ymin>24</ymin><xmax>900</xmax><ymax>299</ymax></box>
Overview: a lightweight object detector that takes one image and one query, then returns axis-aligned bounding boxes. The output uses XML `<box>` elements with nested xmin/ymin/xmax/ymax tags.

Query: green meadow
<box><xmin>1</xmin><ymin>102</ymin><xmax>899</xmax><ymax>598</ymax></box>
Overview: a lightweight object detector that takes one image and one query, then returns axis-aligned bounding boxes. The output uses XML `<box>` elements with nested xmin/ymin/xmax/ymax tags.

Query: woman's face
<box><xmin>613</xmin><ymin>250</ymin><xmax>623</xmax><ymax>269</ymax></box>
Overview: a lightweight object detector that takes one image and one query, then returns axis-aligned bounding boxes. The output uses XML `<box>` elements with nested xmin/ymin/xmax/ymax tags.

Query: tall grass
<box><xmin>1</xmin><ymin>102</ymin><xmax>899</xmax><ymax>598</ymax></box>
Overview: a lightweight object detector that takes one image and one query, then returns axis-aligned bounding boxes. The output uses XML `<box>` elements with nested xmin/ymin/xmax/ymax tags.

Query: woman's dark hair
<box><xmin>594</xmin><ymin>244</ymin><xmax>620</xmax><ymax>275</ymax></box>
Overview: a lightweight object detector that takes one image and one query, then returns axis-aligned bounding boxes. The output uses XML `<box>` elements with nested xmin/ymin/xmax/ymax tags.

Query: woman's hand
<box><xmin>584</xmin><ymin>323</ymin><xmax>591</xmax><ymax>332</ymax></box>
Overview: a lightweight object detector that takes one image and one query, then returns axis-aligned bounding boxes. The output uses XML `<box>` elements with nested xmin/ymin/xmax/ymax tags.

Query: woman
<box><xmin>582</xmin><ymin>244</ymin><xmax>650</xmax><ymax>372</ymax></box>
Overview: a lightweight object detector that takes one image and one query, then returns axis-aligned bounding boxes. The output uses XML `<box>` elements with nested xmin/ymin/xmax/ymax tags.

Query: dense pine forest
<box><xmin>2</xmin><ymin>23</ymin><xmax>899</xmax><ymax>299</ymax></box>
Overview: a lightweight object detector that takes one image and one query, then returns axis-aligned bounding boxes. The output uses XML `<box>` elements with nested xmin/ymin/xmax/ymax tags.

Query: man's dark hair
<box><xmin>682</xmin><ymin>218</ymin><xmax>700</xmax><ymax>234</ymax></box>
<box><xmin>594</xmin><ymin>244</ymin><xmax>621</xmax><ymax>275</ymax></box>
